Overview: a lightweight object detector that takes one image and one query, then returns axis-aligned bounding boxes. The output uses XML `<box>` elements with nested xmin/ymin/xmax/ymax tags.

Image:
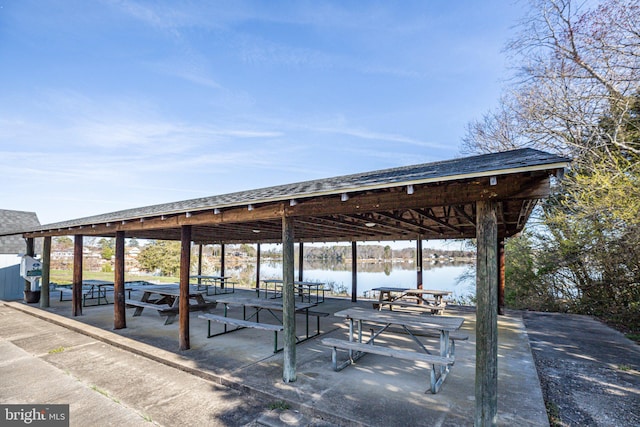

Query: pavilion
<box><xmin>7</xmin><ymin>148</ymin><xmax>570</xmax><ymax>426</ymax></box>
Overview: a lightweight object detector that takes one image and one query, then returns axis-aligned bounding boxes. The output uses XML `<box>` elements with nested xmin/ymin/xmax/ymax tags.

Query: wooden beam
<box><xmin>475</xmin><ymin>200</ymin><xmax>498</xmax><ymax>426</ymax></box>
<box><xmin>283</xmin><ymin>175</ymin><xmax>551</xmax><ymax>218</ymax></box>
<box><xmin>179</xmin><ymin>226</ymin><xmax>192</xmax><ymax>351</ymax></box>
<box><xmin>453</xmin><ymin>204</ymin><xmax>476</xmax><ymax>226</ymax></box>
<box><xmin>40</xmin><ymin>236</ymin><xmax>51</xmax><ymax>308</ymax></box>
<box><xmin>114</xmin><ymin>231</ymin><xmax>126</xmax><ymax>329</ymax></box>
<box><xmin>414</xmin><ymin>208</ymin><xmax>465</xmax><ymax>234</ymax></box>
<box><xmin>282</xmin><ymin>216</ymin><xmax>296</xmax><ymax>383</ymax></box>
<box><xmin>363</xmin><ymin>211</ymin><xmax>438</xmax><ymax>235</ymax></box>
<box><xmin>27</xmin><ymin>174</ymin><xmax>552</xmax><ymax>240</ymax></box>
<box><xmin>73</xmin><ymin>235</ymin><xmax>83</xmax><ymax>317</ymax></box>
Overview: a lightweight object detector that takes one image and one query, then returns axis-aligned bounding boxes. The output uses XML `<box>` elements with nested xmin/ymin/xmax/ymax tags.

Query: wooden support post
<box><xmin>498</xmin><ymin>238</ymin><xmax>505</xmax><ymax>316</ymax></box>
<box><xmin>282</xmin><ymin>216</ymin><xmax>296</xmax><ymax>382</ymax></box>
<box><xmin>40</xmin><ymin>236</ymin><xmax>51</xmax><ymax>308</ymax></box>
<box><xmin>417</xmin><ymin>237</ymin><xmax>423</xmax><ymax>289</ymax></box>
<box><xmin>25</xmin><ymin>238</ymin><xmax>34</xmax><ymax>257</ymax></box>
<box><xmin>179</xmin><ymin>226</ymin><xmax>192</xmax><ymax>351</ymax></box>
<box><xmin>197</xmin><ymin>244</ymin><xmax>203</xmax><ymax>284</ymax></box>
<box><xmin>298</xmin><ymin>242</ymin><xmax>304</xmax><ymax>282</ymax></box>
<box><xmin>220</xmin><ymin>243</ymin><xmax>225</xmax><ymax>288</ymax></box>
<box><xmin>24</xmin><ymin>237</ymin><xmax>36</xmax><ymax>301</ymax></box>
<box><xmin>475</xmin><ymin>200</ymin><xmax>498</xmax><ymax>427</ymax></box>
<box><xmin>256</xmin><ymin>243</ymin><xmax>261</xmax><ymax>290</ymax></box>
<box><xmin>72</xmin><ymin>235</ymin><xmax>83</xmax><ymax>317</ymax></box>
<box><xmin>220</xmin><ymin>243</ymin><xmax>225</xmax><ymax>275</ymax></box>
<box><xmin>114</xmin><ymin>231</ymin><xmax>126</xmax><ymax>330</ymax></box>
<box><xmin>24</xmin><ymin>238</ymin><xmax>35</xmax><ymax>295</ymax></box>
<box><xmin>351</xmin><ymin>241</ymin><xmax>357</xmax><ymax>302</ymax></box>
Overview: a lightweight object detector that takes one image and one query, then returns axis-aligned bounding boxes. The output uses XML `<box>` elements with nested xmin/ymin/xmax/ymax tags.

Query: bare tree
<box><xmin>464</xmin><ymin>0</ymin><xmax>640</xmax><ymax>164</ymax></box>
<box><xmin>462</xmin><ymin>0</ymin><xmax>640</xmax><ymax>333</ymax></box>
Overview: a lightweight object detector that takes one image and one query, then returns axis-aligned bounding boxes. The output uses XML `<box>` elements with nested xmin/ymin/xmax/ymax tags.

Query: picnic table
<box><xmin>199</xmin><ymin>295</ymin><xmax>328</xmax><ymax>353</ymax></box>
<box><xmin>125</xmin><ymin>285</ymin><xmax>216</xmax><ymax>325</ymax></box>
<box><xmin>371</xmin><ymin>287</ymin><xmax>452</xmax><ymax>314</ymax></box>
<box><xmin>56</xmin><ymin>280</ymin><xmax>132</xmax><ymax>307</ymax></box>
<box><xmin>322</xmin><ymin>307</ymin><xmax>465</xmax><ymax>393</ymax></box>
<box><xmin>190</xmin><ymin>275</ymin><xmax>235</xmax><ymax>296</ymax></box>
<box><xmin>257</xmin><ymin>279</ymin><xmax>326</xmax><ymax>303</ymax></box>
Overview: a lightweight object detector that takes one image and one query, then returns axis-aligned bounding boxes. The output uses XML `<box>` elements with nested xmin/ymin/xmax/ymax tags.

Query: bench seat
<box><xmin>374</xmin><ymin>301</ymin><xmax>446</xmax><ymax>314</ymax></box>
<box><xmin>126</xmin><ymin>300</ymin><xmax>217</xmax><ymax>325</ymax></box>
<box><xmin>321</xmin><ymin>338</ymin><xmax>454</xmax><ymax>365</ymax></box>
<box><xmin>199</xmin><ymin>313</ymin><xmax>284</xmax><ymax>353</ymax></box>
<box><xmin>198</xmin><ymin>313</ymin><xmax>284</xmax><ymax>331</ymax></box>
<box><xmin>125</xmin><ymin>299</ymin><xmax>172</xmax><ymax>311</ymax></box>
<box><xmin>321</xmin><ymin>337</ymin><xmax>455</xmax><ymax>394</ymax></box>
<box><xmin>125</xmin><ymin>300</ymin><xmax>175</xmax><ymax>325</ymax></box>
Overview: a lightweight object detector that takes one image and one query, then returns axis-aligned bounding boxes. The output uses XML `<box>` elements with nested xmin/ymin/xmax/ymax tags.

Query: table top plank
<box><xmin>83</xmin><ymin>280</ymin><xmax>115</xmax><ymax>286</ymax></box>
<box><xmin>262</xmin><ymin>279</ymin><xmax>324</xmax><ymax>285</ymax></box>
<box><xmin>141</xmin><ymin>285</ymin><xmax>205</xmax><ymax>298</ymax></box>
<box><xmin>334</xmin><ymin>307</ymin><xmax>464</xmax><ymax>331</ymax></box>
<box><xmin>214</xmin><ymin>295</ymin><xmax>316</xmax><ymax>311</ymax></box>
<box><xmin>190</xmin><ymin>275</ymin><xmax>230</xmax><ymax>280</ymax></box>
<box><xmin>371</xmin><ymin>287</ymin><xmax>410</xmax><ymax>292</ymax></box>
<box><xmin>404</xmin><ymin>289</ymin><xmax>452</xmax><ymax>296</ymax></box>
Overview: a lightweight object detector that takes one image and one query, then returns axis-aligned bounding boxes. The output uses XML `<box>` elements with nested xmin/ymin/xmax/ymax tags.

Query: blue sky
<box><xmin>1</xmin><ymin>0</ymin><xmax>523</xmax><ymax>237</ymax></box>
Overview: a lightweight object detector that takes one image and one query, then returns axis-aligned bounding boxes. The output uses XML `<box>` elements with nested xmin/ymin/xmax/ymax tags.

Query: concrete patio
<box><xmin>1</xmin><ymin>287</ymin><xmax>548</xmax><ymax>426</ymax></box>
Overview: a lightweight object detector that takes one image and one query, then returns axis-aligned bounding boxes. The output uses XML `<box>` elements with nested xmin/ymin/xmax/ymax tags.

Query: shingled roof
<box><xmin>0</xmin><ymin>210</ymin><xmax>40</xmax><ymax>253</ymax></box>
<box><xmin>15</xmin><ymin>148</ymin><xmax>569</xmax><ymax>243</ymax></box>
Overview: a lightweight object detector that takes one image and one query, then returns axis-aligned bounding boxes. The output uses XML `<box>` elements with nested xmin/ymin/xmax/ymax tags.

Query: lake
<box><xmin>247</xmin><ymin>260</ymin><xmax>477</xmax><ymax>305</ymax></box>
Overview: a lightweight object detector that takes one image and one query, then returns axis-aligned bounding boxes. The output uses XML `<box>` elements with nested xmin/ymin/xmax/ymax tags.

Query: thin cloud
<box><xmin>313</xmin><ymin>125</ymin><xmax>448</xmax><ymax>150</ymax></box>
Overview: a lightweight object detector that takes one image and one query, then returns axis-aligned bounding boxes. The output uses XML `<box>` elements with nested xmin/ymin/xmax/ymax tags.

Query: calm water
<box><xmin>253</xmin><ymin>261</ymin><xmax>476</xmax><ymax>304</ymax></box>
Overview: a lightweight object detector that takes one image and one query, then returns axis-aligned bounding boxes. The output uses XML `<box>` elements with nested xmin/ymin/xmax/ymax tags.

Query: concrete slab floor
<box><xmin>1</xmin><ymin>288</ymin><xmax>548</xmax><ymax>426</ymax></box>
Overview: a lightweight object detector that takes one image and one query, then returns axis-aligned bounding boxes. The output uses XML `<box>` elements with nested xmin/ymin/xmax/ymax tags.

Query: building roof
<box><xmin>0</xmin><ymin>210</ymin><xmax>40</xmax><ymax>254</ymax></box>
<box><xmin>15</xmin><ymin>148</ymin><xmax>569</xmax><ymax>243</ymax></box>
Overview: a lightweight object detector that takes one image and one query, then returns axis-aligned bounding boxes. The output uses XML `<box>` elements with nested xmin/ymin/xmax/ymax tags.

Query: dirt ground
<box><xmin>522</xmin><ymin>311</ymin><xmax>640</xmax><ymax>427</ymax></box>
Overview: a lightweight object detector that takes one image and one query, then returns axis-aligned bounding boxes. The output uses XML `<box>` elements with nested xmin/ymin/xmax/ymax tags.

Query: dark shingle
<box><xmin>0</xmin><ymin>210</ymin><xmax>41</xmax><ymax>253</ymax></box>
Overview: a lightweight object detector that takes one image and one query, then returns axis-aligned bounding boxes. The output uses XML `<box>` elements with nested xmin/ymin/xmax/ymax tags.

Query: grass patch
<box><xmin>618</xmin><ymin>364</ymin><xmax>631</xmax><ymax>371</ymax></box>
<box><xmin>48</xmin><ymin>346</ymin><xmax>65</xmax><ymax>354</ymax></box>
<box><xmin>268</xmin><ymin>400</ymin><xmax>290</xmax><ymax>411</ymax></box>
<box><xmin>50</xmin><ymin>269</ymin><xmax>178</xmax><ymax>285</ymax></box>
<box><xmin>546</xmin><ymin>401</ymin><xmax>562</xmax><ymax>427</ymax></box>
<box><xmin>625</xmin><ymin>333</ymin><xmax>640</xmax><ymax>343</ymax></box>
<box><xmin>91</xmin><ymin>385</ymin><xmax>120</xmax><ymax>404</ymax></box>
<box><xmin>91</xmin><ymin>385</ymin><xmax>109</xmax><ymax>397</ymax></box>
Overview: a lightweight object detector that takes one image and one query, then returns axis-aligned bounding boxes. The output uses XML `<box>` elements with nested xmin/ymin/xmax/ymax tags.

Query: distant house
<box><xmin>0</xmin><ymin>209</ymin><xmax>41</xmax><ymax>300</ymax></box>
